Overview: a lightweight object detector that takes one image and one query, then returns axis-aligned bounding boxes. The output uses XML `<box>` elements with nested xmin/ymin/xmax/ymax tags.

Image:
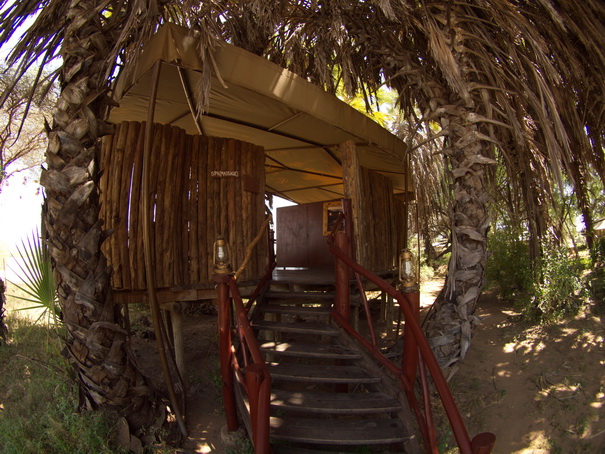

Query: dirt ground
<box><xmin>128</xmin><ymin>303</ymin><xmax>228</xmax><ymax>453</ymax></box>
<box><xmin>444</xmin><ymin>292</ymin><xmax>605</xmax><ymax>454</ymax></box>
<box><xmin>129</xmin><ymin>281</ymin><xmax>605</xmax><ymax>454</ymax></box>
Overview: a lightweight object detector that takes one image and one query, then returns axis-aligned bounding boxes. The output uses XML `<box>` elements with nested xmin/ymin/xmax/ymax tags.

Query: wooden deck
<box><xmin>272</xmin><ymin>268</ymin><xmax>336</xmax><ymax>285</ymax></box>
<box><xmin>272</xmin><ymin>267</ymin><xmax>397</xmax><ymax>288</ymax></box>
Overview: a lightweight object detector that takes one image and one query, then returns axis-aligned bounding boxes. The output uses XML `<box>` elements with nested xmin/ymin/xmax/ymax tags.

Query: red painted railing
<box><xmin>213</xmin><ymin>267</ymin><xmax>273</xmax><ymax>454</ymax></box>
<box><xmin>216</xmin><ymin>202</ymin><xmax>494</xmax><ymax>454</ymax></box>
<box><xmin>328</xmin><ymin>219</ymin><xmax>495</xmax><ymax>453</ymax></box>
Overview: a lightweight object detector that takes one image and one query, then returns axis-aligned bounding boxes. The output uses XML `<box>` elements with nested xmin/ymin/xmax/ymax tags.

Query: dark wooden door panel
<box><xmin>276</xmin><ymin>202</ymin><xmax>333</xmax><ymax>268</ymax></box>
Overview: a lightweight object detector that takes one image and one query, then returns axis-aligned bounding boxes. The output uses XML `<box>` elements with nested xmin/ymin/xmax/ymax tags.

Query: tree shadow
<box><xmin>448</xmin><ymin>293</ymin><xmax>605</xmax><ymax>453</ymax></box>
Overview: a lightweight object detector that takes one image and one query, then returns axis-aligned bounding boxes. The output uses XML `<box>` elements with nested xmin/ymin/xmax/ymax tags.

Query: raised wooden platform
<box><xmin>272</xmin><ymin>267</ymin><xmax>397</xmax><ymax>289</ymax></box>
<box><xmin>272</xmin><ymin>268</ymin><xmax>336</xmax><ymax>285</ymax></box>
<box><xmin>112</xmin><ymin>283</ymin><xmax>258</xmax><ymax>307</ymax></box>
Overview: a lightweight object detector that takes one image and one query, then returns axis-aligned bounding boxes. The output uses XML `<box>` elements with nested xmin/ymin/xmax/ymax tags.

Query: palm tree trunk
<box><xmin>40</xmin><ymin>0</ymin><xmax>164</xmax><ymax>443</ymax></box>
<box><xmin>423</xmin><ymin>111</ymin><xmax>492</xmax><ymax>368</ymax></box>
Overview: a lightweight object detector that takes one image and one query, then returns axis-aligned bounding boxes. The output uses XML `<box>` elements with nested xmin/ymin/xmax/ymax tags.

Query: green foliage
<box><xmin>335</xmin><ymin>77</ymin><xmax>399</xmax><ymax>129</ymax></box>
<box><xmin>8</xmin><ymin>229</ymin><xmax>60</xmax><ymax>325</ymax></box>
<box><xmin>0</xmin><ymin>64</ymin><xmax>55</xmax><ymax>188</ymax></box>
<box><xmin>521</xmin><ymin>243</ymin><xmax>585</xmax><ymax>323</ymax></box>
<box><xmin>0</xmin><ymin>316</ymin><xmax>124</xmax><ymax>453</ymax></box>
<box><xmin>420</xmin><ymin>262</ymin><xmax>435</xmax><ymax>282</ymax></box>
<box><xmin>485</xmin><ymin>229</ymin><xmax>533</xmax><ymax>299</ymax></box>
<box><xmin>487</xmin><ymin>229</ymin><xmax>586</xmax><ymax>323</ymax></box>
<box><xmin>591</xmin><ymin>236</ymin><xmax>605</xmax><ymax>265</ymax></box>
<box><xmin>208</xmin><ymin>359</ymin><xmax>223</xmax><ymax>394</ymax></box>
<box><xmin>227</xmin><ymin>437</ymin><xmax>254</xmax><ymax>454</ymax></box>
<box><xmin>586</xmin><ymin>265</ymin><xmax>605</xmax><ymax>315</ymax></box>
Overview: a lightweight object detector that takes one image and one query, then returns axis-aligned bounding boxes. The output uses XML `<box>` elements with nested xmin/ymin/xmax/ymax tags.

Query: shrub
<box><xmin>485</xmin><ymin>229</ymin><xmax>533</xmax><ymax>299</ymax></box>
<box><xmin>420</xmin><ymin>262</ymin><xmax>435</xmax><ymax>282</ymax></box>
<box><xmin>522</xmin><ymin>243</ymin><xmax>585</xmax><ymax>323</ymax></box>
<box><xmin>592</xmin><ymin>236</ymin><xmax>605</xmax><ymax>265</ymax></box>
<box><xmin>587</xmin><ymin>265</ymin><xmax>605</xmax><ymax>314</ymax></box>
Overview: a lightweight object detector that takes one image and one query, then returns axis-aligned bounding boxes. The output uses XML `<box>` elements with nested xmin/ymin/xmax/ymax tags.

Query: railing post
<box><xmin>334</xmin><ymin>231</ymin><xmax>350</xmax><ymax>321</ymax></box>
<box><xmin>402</xmin><ymin>288</ymin><xmax>420</xmax><ymax>382</ymax></box>
<box><xmin>245</xmin><ymin>363</ymin><xmax>271</xmax><ymax>454</ymax></box>
<box><xmin>214</xmin><ymin>274</ymin><xmax>239</xmax><ymax>431</ymax></box>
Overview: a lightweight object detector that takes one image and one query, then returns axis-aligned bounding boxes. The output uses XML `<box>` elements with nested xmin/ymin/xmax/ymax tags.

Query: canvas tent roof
<box><xmin>108</xmin><ymin>23</ymin><xmax>411</xmax><ymax>204</ymax></box>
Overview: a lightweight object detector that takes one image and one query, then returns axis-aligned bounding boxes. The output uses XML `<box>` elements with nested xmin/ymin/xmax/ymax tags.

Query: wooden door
<box><xmin>276</xmin><ymin>202</ymin><xmax>333</xmax><ymax>268</ymax></box>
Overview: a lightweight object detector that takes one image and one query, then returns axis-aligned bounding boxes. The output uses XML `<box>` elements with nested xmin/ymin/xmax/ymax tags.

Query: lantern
<box><xmin>213</xmin><ymin>235</ymin><xmax>232</xmax><ymax>275</ymax></box>
<box><xmin>398</xmin><ymin>248</ymin><xmax>418</xmax><ymax>289</ymax></box>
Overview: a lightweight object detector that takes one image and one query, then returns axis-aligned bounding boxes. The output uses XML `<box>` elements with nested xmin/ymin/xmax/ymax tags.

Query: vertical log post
<box><xmin>257</xmin><ymin>372</ymin><xmax>272</xmax><ymax>454</ymax></box>
<box><xmin>214</xmin><ymin>274</ymin><xmax>239</xmax><ymax>431</ymax></box>
<box><xmin>142</xmin><ymin>62</ymin><xmax>187</xmax><ymax>436</ymax></box>
<box><xmin>245</xmin><ymin>363</ymin><xmax>271</xmax><ymax>454</ymax></box>
<box><xmin>380</xmin><ymin>291</ymin><xmax>388</xmax><ymax>323</ymax></box>
<box><xmin>341</xmin><ymin>141</ymin><xmax>366</xmax><ymax>267</ymax></box>
<box><xmin>334</xmin><ymin>231</ymin><xmax>350</xmax><ymax>321</ymax></box>
<box><xmin>171</xmin><ymin>305</ymin><xmax>188</xmax><ymax>389</ymax></box>
<box><xmin>402</xmin><ymin>289</ymin><xmax>421</xmax><ymax>383</ymax></box>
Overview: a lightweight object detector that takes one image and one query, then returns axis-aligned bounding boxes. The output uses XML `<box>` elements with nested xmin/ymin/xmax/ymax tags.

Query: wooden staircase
<box><xmin>246</xmin><ymin>277</ymin><xmax>417</xmax><ymax>453</ymax></box>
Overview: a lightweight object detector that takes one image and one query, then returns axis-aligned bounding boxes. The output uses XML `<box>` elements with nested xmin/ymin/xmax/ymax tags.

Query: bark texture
<box><xmin>40</xmin><ymin>0</ymin><xmax>164</xmax><ymax>443</ymax></box>
<box><xmin>419</xmin><ymin>17</ymin><xmax>495</xmax><ymax>368</ymax></box>
<box><xmin>423</xmin><ymin>104</ymin><xmax>493</xmax><ymax>368</ymax></box>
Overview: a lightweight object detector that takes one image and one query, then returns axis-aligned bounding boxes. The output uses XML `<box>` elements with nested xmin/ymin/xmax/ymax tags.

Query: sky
<box><xmin>0</xmin><ymin>179</ymin><xmax>44</xmax><ymax>281</ymax></box>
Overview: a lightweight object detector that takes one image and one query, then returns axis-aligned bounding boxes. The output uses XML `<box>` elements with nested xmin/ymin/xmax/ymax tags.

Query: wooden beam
<box><xmin>112</xmin><ymin>285</ymin><xmax>258</xmax><ymax>306</ymax></box>
<box><xmin>340</xmin><ymin>140</ymin><xmax>365</xmax><ymax>266</ymax></box>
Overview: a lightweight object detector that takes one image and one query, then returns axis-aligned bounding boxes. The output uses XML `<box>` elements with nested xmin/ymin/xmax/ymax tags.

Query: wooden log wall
<box><xmin>341</xmin><ymin>141</ymin><xmax>402</xmax><ymax>272</ymax></box>
<box><xmin>99</xmin><ymin>121</ymin><xmax>267</xmax><ymax>291</ymax></box>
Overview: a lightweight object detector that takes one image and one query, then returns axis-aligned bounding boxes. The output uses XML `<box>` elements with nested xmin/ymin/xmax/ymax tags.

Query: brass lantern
<box><xmin>213</xmin><ymin>235</ymin><xmax>232</xmax><ymax>275</ymax></box>
<box><xmin>398</xmin><ymin>248</ymin><xmax>418</xmax><ymax>289</ymax></box>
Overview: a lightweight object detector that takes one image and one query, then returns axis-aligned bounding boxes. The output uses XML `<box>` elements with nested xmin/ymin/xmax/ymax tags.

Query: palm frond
<box><xmin>8</xmin><ymin>229</ymin><xmax>59</xmax><ymax>325</ymax></box>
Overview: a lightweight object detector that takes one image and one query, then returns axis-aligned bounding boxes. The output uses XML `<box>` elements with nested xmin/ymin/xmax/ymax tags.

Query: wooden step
<box><xmin>264</xmin><ymin>291</ymin><xmax>334</xmax><ymax>301</ymax></box>
<box><xmin>271</xmin><ymin>389</ymin><xmax>402</xmax><ymax>414</ymax></box>
<box><xmin>270</xmin><ymin>415</ymin><xmax>408</xmax><ymax>445</ymax></box>
<box><xmin>258</xmin><ymin>305</ymin><xmax>332</xmax><ymax>317</ymax></box>
<box><xmin>268</xmin><ymin>362</ymin><xmax>382</xmax><ymax>384</ymax></box>
<box><xmin>271</xmin><ymin>444</ymin><xmax>406</xmax><ymax>454</ymax></box>
<box><xmin>259</xmin><ymin>341</ymin><xmax>362</xmax><ymax>360</ymax></box>
<box><xmin>252</xmin><ymin>320</ymin><xmax>339</xmax><ymax>336</ymax></box>
<box><xmin>270</xmin><ymin>446</ymin><xmax>351</xmax><ymax>454</ymax></box>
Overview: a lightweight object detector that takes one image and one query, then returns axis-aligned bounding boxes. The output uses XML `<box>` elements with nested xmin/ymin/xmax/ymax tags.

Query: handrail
<box><xmin>215</xmin><ymin>273</ymin><xmax>271</xmax><ymax>454</ymax></box>
<box><xmin>327</xmin><ymin>231</ymin><xmax>495</xmax><ymax>454</ymax></box>
<box><xmin>214</xmin><ymin>212</ymin><xmax>275</xmax><ymax>454</ymax></box>
<box><xmin>244</xmin><ymin>260</ymin><xmax>277</xmax><ymax>314</ymax></box>
<box><xmin>229</xmin><ymin>278</ymin><xmax>271</xmax><ymax>368</ymax></box>
<box><xmin>354</xmin><ymin>272</ymin><xmax>377</xmax><ymax>346</ymax></box>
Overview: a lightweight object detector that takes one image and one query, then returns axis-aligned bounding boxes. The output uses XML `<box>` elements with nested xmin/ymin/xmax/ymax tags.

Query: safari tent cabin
<box><xmin>101</xmin><ymin>23</ymin><xmax>413</xmax><ymax>305</ymax></box>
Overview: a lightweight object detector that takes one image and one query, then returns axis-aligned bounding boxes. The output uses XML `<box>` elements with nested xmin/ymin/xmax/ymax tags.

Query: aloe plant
<box><xmin>9</xmin><ymin>230</ymin><xmax>60</xmax><ymax>325</ymax></box>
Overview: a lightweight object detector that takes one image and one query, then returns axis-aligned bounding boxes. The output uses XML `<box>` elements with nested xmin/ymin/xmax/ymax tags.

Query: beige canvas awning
<box><xmin>108</xmin><ymin>23</ymin><xmax>412</xmax><ymax>204</ymax></box>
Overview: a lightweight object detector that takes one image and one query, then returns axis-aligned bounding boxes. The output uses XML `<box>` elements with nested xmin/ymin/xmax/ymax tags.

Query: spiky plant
<box><xmin>9</xmin><ymin>230</ymin><xmax>60</xmax><ymax>325</ymax></box>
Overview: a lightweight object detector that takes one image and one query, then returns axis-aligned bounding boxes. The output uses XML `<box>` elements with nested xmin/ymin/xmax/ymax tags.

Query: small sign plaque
<box><xmin>211</xmin><ymin>170</ymin><xmax>239</xmax><ymax>178</ymax></box>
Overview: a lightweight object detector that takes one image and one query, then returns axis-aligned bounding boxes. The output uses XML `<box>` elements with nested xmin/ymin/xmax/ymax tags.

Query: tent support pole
<box><xmin>142</xmin><ymin>61</ymin><xmax>188</xmax><ymax>437</ymax></box>
<box><xmin>177</xmin><ymin>66</ymin><xmax>205</xmax><ymax>135</ymax></box>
